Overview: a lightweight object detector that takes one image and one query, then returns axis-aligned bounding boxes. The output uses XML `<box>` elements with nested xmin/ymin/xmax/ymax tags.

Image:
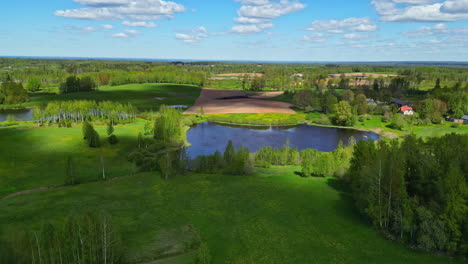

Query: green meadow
<box><xmin>1</xmin><ymin>165</ymin><xmax>462</xmax><ymax>264</ymax></box>
<box><xmin>0</xmin><ymin>83</ymin><xmax>201</xmax><ymax>110</ymax></box>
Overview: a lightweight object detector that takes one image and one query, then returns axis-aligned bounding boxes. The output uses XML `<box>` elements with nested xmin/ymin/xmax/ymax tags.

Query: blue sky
<box><xmin>1</xmin><ymin>0</ymin><xmax>467</xmax><ymax>61</ymax></box>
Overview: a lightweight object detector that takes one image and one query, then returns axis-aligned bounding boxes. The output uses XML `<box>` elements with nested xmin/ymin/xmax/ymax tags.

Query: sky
<box><xmin>1</xmin><ymin>0</ymin><xmax>467</xmax><ymax>61</ymax></box>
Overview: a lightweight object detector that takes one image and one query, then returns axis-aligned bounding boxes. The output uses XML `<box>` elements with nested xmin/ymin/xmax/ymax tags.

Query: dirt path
<box><xmin>184</xmin><ymin>88</ymin><xmax>296</xmax><ymax>115</ymax></box>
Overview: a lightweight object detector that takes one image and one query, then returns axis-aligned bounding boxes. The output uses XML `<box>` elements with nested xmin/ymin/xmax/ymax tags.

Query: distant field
<box><xmin>0</xmin><ymin>83</ymin><xmax>202</xmax><ymax>110</ymax></box>
<box><xmin>0</xmin><ymin>167</ymin><xmax>461</xmax><ymax>263</ymax></box>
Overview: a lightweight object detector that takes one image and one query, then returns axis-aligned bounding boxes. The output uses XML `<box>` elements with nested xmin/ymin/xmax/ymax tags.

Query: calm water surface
<box><xmin>0</xmin><ymin>108</ymin><xmax>33</xmax><ymax>122</ymax></box>
<box><xmin>187</xmin><ymin>122</ymin><xmax>379</xmax><ymax>158</ymax></box>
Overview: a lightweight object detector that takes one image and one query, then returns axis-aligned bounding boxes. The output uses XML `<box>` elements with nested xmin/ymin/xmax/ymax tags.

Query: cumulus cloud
<box><xmin>124</xmin><ymin>29</ymin><xmax>139</xmax><ymax>34</ymax></box>
<box><xmin>55</xmin><ymin>0</ymin><xmax>186</xmax><ymax>20</ymax></box>
<box><xmin>232</xmin><ymin>0</ymin><xmax>306</xmax><ymax>34</ymax></box>
<box><xmin>344</xmin><ymin>33</ymin><xmax>369</xmax><ymax>39</ymax></box>
<box><xmin>122</xmin><ymin>21</ymin><xmax>157</xmax><ymax>27</ymax></box>
<box><xmin>371</xmin><ymin>0</ymin><xmax>468</xmax><ymax>22</ymax></box>
<box><xmin>307</xmin><ymin>17</ymin><xmax>378</xmax><ymax>33</ymax></box>
<box><xmin>440</xmin><ymin>0</ymin><xmax>468</xmax><ymax>14</ymax></box>
<box><xmin>404</xmin><ymin>23</ymin><xmax>468</xmax><ymax>40</ymax></box>
<box><xmin>404</xmin><ymin>23</ymin><xmax>448</xmax><ymax>36</ymax></box>
<box><xmin>102</xmin><ymin>24</ymin><xmax>114</xmax><ymax>29</ymax></box>
<box><xmin>175</xmin><ymin>26</ymin><xmax>211</xmax><ymax>44</ymax></box>
<box><xmin>74</xmin><ymin>0</ymin><xmax>129</xmax><ymax>7</ymax></box>
<box><xmin>303</xmin><ymin>33</ymin><xmax>328</xmax><ymax>43</ymax></box>
<box><xmin>111</xmin><ymin>32</ymin><xmax>130</xmax><ymax>38</ymax></box>
<box><xmin>232</xmin><ymin>23</ymin><xmax>274</xmax><ymax>34</ymax></box>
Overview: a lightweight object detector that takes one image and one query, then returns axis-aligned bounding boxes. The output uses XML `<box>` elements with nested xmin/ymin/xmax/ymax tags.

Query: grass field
<box><xmin>206</xmin><ymin>113</ymin><xmax>306</xmax><ymax>126</ymax></box>
<box><xmin>0</xmin><ymin>166</ymin><xmax>462</xmax><ymax>264</ymax></box>
<box><xmin>0</xmin><ymin>121</ymin><xmax>145</xmax><ymax>196</ymax></box>
<box><xmin>0</xmin><ymin>83</ymin><xmax>202</xmax><ymax>111</ymax></box>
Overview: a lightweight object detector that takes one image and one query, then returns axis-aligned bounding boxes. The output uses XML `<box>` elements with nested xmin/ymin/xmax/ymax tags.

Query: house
<box><xmin>446</xmin><ymin>117</ymin><xmax>464</xmax><ymax>123</ymax></box>
<box><xmin>462</xmin><ymin>115</ymin><xmax>468</xmax><ymax>124</ymax></box>
<box><xmin>399</xmin><ymin>106</ymin><xmax>414</xmax><ymax>115</ymax></box>
<box><xmin>392</xmin><ymin>98</ymin><xmax>411</xmax><ymax>108</ymax></box>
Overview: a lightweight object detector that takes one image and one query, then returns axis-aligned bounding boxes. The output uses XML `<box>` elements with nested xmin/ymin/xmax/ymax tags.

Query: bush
<box><xmin>108</xmin><ymin>134</ymin><xmax>119</xmax><ymax>145</ymax></box>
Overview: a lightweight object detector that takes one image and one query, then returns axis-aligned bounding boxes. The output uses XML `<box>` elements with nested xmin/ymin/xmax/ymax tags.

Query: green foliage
<box><xmin>108</xmin><ymin>134</ymin><xmax>119</xmax><ymax>145</ymax></box>
<box><xmin>0</xmin><ymin>81</ymin><xmax>28</xmax><ymax>105</ymax></box>
<box><xmin>25</xmin><ymin>78</ymin><xmax>41</xmax><ymax>92</ymax></box>
<box><xmin>0</xmin><ymin>211</ymin><xmax>123</xmax><ymax>264</ymax></box>
<box><xmin>107</xmin><ymin>122</ymin><xmax>115</xmax><ymax>136</ymax></box>
<box><xmin>419</xmin><ymin>98</ymin><xmax>447</xmax><ymax>124</ymax></box>
<box><xmin>154</xmin><ymin>105</ymin><xmax>184</xmax><ymax>146</ymax></box>
<box><xmin>388</xmin><ymin>114</ymin><xmax>406</xmax><ymax>130</ymax></box>
<box><xmin>35</xmin><ymin>100</ymin><xmax>137</xmax><ymax>125</ymax></box>
<box><xmin>59</xmin><ymin>75</ymin><xmax>96</xmax><ymax>94</ymax></box>
<box><xmin>195</xmin><ymin>141</ymin><xmax>253</xmax><ymax>175</ymax></box>
<box><xmin>348</xmin><ymin>134</ymin><xmax>468</xmax><ymax>255</ymax></box>
<box><xmin>334</xmin><ymin>100</ymin><xmax>356</xmax><ymax>126</ymax></box>
<box><xmin>255</xmin><ymin>139</ymin><xmax>301</xmax><ymax>166</ymax></box>
<box><xmin>82</xmin><ymin>121</ymin><xmax>100</xmax><ymax>148</ymax></box>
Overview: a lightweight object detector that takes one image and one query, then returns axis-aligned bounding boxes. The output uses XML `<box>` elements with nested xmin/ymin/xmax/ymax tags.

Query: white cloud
<box><xmin>232</xmin><ymin>23</ymin><xmax>274</xmax><ymax>34</ymax></box>
<box><xmin>344</xmin><ymin>33</ymin><xmax>369</xmax><ymax>39</ymax></box>
<box><xmin>234</xmin><ymin>17</ymin><xmax>269</xmax><ymax>24</ymax></box>
<box><xmin>440</xmin><ymin>0</ymin><xmax>468</xmax><ymax>14</ymax></box>
<box><xmin>82</xmin><ymin>26</ymin><xmax>98</xmax><ymax>32</ymax></box>
<box><xmin>175</xmin><ymin>26</ymin><xmax>212</xmax><ymax>43</ymax></box>
<box><xmin>232</xmin><ymin>0</ymin><xmax>306</xmax><ymax>34</ymax></box>
<box><xmin>74</xmin><ymin>0</ymin><xmax>129</xmax><ymax>7</ymax></box>
<box><xmin>307</xmin><ymin>17</ymin><xmax>378</xmax><ymax>33</ymax></box>
<box><xmin>124</xmin><ymin>29</ymin><xmax>139</xmax><ymax>34</ymax></box>
<box><xmin>303</xmin><ymin>33</ymin><xmax>328</xmax><ymax>43</ymax></box>
<box><xmin>55</xmin><ymin>0</ymin><xmax>186</xmax><ymax>21</ymax></box>
<box><xmin>237</xmin><ymin>1</ymin><xmax>306</xmax><ymax>20</ymax></box>
<box><xmin>102</xmin><ymin>24</ymin><xmax>114</xmax><ymax>29</ymax></box>
<box><xmin>404</xmin><ymin>23</ymin><xmax>448</xmax><ymax>36</ymax></box>
<box><xmin>371</xmin><ymin>0</ymin><xmax>468</xmax><ymax>22</ymax></box>
<box><xmin>122</xmin><ymin>21</ymin><xmax>157</xmax><ymax>27</ymax></box>
<box><xmin>111</xmin><ymin>32</ymin><xmax>130</xmax><ymax>38</ymax></box>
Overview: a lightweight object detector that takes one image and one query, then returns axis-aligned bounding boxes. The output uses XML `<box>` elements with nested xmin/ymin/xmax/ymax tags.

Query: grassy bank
<box><xmin>1</xmin><ymin>167</ymin><xmax>462</xmax><ymax>264</ymax></box>
<box><xmin>205</xmin><ymin>113</ymin><xmax>306</xmax><ymax>126</ymax></box>
<box><xmin>0</xmin><ymin>83</ymin><xmax>201</xmax><ymax>111</ymax></box>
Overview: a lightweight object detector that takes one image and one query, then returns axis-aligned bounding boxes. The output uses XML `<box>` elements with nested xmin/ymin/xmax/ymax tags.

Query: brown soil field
<box><xmin>184</xmin><ymin>88</ymin><xmax>296</xmax><ymax>115</ymax></box>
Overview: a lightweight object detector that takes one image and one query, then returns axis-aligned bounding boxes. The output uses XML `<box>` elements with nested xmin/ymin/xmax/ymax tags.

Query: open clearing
<box><xmin>184</xmin><ymin>88</ymin><xmax>296</xmax><ymax>115</ymax></box>
<box><xmin>1</xmin><ymin>166</ymin><xmax>461</xmax><ymax>264</ymax></box>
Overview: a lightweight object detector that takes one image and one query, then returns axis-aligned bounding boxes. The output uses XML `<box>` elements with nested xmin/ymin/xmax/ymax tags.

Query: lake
<box><xmin>0</xmin><ymin>108</ymin><xmax>33</xmax><ymax>122</ymax></box>
<box><xmin>186</xmin><ymin>122</ymin><xmax>379</xmax><ymax>158</ymax></box>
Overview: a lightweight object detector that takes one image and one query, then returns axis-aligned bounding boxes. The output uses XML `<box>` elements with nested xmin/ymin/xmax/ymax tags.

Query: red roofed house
<box><xmin>399</xmin><ymin>106</ymin><xmax>414</xmax><ymax>115</ymax></box>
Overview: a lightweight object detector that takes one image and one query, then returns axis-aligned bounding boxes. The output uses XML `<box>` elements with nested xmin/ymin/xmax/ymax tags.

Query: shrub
<box><xmin>108</xmin><ymin>134</ymin><xmax>119</xmax><ymax>145</ymax></box>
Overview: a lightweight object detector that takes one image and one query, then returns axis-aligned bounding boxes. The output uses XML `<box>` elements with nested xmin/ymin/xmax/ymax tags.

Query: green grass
<box><xmin>206</xmin><ymin>113</ymin><xmax>306</xmax><ymax>126</ymax></box>
<box><xmin>0</xmin><ymin>83</ymin><xmax>202</xmax><ymax>111</ymax></box>
<box><xmin>0</xmin><ymin>167</ymin><xmax>462</xmax><ymax>264</ymax></box>
<box><xmin>408</xmin><ymin>122</ymin><xmax>468</xmax><ymax>137</ymax></box>
<box><xmin>0</xmin><ymin>121</ymin><xmax>145</xmax><ymax>196</ymax></box>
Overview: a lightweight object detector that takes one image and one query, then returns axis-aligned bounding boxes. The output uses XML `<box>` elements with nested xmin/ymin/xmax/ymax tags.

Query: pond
<box><xmin>186</xmin><ymin>122</ymin><xmax>379</xmax><ymax>158</ymax></box>
<box><xmin>0</xmin><ymin>108</ymin><xmax>33</xmax><ymax>122</ymax></box>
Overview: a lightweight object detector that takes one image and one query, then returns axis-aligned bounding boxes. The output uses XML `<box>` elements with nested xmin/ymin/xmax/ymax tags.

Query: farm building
<box><xmin>463</xmin><ymin>115</ymin><xmax>468</xmax><ymax>124</ymax></box>
<box><xmin>399</xmin><ymin>106</ymin><xmax>414</xmax><ymax>115</ymax></box>
<box><xmin>391</xmin><ymin>98</ymin><xmax>411</xmax><ymax>107</ymax></box>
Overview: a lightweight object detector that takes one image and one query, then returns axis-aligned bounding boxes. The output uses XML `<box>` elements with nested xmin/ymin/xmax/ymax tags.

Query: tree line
<box><xmin>348</xmin><ymin>133</ymin><xmax>467</xmax><ymax>256</ymax></box>
<box><xmin>0</xmin><ymin>211</ymin><xmax>123</xmax><ymax>264</ymax></box>
<box><xmin>34</xmin><ymin>100</ymin><xmax>137</xmax><ymax>125</ymax></box>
